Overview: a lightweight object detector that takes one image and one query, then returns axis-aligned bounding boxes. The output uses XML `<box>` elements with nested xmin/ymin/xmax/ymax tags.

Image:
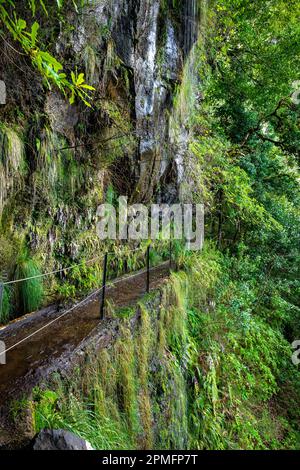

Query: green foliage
<box><xmin>26</xmin><ymin>325</ymin><xmax>141</xmax><ymax>449</ymax></box>
<box><xmin>105</xmin><ymin>183</ymin><xmax>117</xmax><ymax>205</ymax></box>
<box><xmin>0</xmin><ymin>285</ymin><xmax>11</xmax><ymax>324</ymax></box>
<box><xmin>189</xmin><ymin>0</ymin><xmax>300</xmax><ymax>341</ymax></box>
<box><xmin>0</xmin><ymin>123</ymin><xmax>26</xmax><ymax>214</ymax></box>
<box><xmin>185</xmin><ymin>247</ymin><xmax>300</xmax><ymax>449</ymax></box>
<box><xmin>0</xmin><ymin>1</ymin><xmax>94</xmax><ymax>105</ymax></box>
<box><xmin>21</xmin><ymin>276</ymin><xmax>192</xmax><ymax>450</ymax></box>
<box><xmin>55</xmin><ymin>259</ymin><xmax>101</xmax><ymax>303</ymax></box>
<box><xmin>135</xmin><ymin>305</ymin><xmax>154</xmax><ymax>448</ymax></box>
<box><xmin>15</xmin><ymin>245</ymin><xmax>300</xmax><ymax>449</ymax></box>
<box><xmin>30</xmin><ymin>379</ymin><xmax>135</xmax><ymax>450</ymax></box>
<box><xmin>14</xmin><ymin>249</ymin><xmax>44</xmax><ymax>315</ymax></box>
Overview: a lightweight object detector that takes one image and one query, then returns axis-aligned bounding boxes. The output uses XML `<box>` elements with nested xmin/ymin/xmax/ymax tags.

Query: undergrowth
<box><xmin>14</xmin><ymin>250</ymin><xmax>44</xmax><ymax>315</ymax></box>
<box><xmin>17</xmin><ymin>245</ymin><xmax>300</xmax><ymax>450</ymax></box>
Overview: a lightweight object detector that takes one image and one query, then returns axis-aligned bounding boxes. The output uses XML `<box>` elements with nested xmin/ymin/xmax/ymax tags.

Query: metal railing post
<box><xmin>100</xmin><ymin>253</ymin><xmax>108</xmax><ymax>319</ymax></box>
<box><xmin>146</xmin><ymin>245</ymin><xmax>150</xmax><ymax>293</ymax></box>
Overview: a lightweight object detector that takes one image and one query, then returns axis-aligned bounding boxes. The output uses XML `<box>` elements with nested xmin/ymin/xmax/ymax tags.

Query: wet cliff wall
<box><xmin>0</xmin><ymin>0</ymin><xmax>204</xmax><ymax>320</ymax></box>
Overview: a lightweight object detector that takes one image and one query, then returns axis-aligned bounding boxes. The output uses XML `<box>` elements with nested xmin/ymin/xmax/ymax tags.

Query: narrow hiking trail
<box><xmin>0</xmin><ymin>263</ymin><xmax>170</xmax><ymax>445</ymax></box>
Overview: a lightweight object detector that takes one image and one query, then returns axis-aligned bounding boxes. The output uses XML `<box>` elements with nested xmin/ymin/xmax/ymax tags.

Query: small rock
<box><xmin>32</xmin><ymin>429</ymin><xmax>94</xmax><ymax>451</ymax></box>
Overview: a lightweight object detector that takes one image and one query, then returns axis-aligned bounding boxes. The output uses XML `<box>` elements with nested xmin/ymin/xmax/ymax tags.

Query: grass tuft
<box><xmin>14</xmin><ymin>250</ymin><xmax>44</xmax><ymax>315</ymax></box>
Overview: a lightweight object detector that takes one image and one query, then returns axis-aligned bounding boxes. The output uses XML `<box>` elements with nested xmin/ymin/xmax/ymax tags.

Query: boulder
<box><xmin>32</xmin><ymin>429</ymin><xmax>94</xmax><ymax>451</ymax></box>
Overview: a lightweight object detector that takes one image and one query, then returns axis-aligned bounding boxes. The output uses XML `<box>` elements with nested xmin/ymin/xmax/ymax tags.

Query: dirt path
<box><xmin>0</xmin><ymin>263</ymin><xmax>170</xmax><ymax>435</ymax></box>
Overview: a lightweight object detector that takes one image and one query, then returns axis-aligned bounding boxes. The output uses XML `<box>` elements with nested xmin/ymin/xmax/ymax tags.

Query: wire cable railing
<box><xmin>0</xmin><ymin>242</ymin><xmax>174</xmax><ymax>359</ymax></box>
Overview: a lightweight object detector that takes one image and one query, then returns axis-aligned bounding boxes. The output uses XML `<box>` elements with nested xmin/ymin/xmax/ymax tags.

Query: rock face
<box><xmin>32</xmin><ymin>429</ymin><xmax>94</xmax><ymax>451</ymax></box>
